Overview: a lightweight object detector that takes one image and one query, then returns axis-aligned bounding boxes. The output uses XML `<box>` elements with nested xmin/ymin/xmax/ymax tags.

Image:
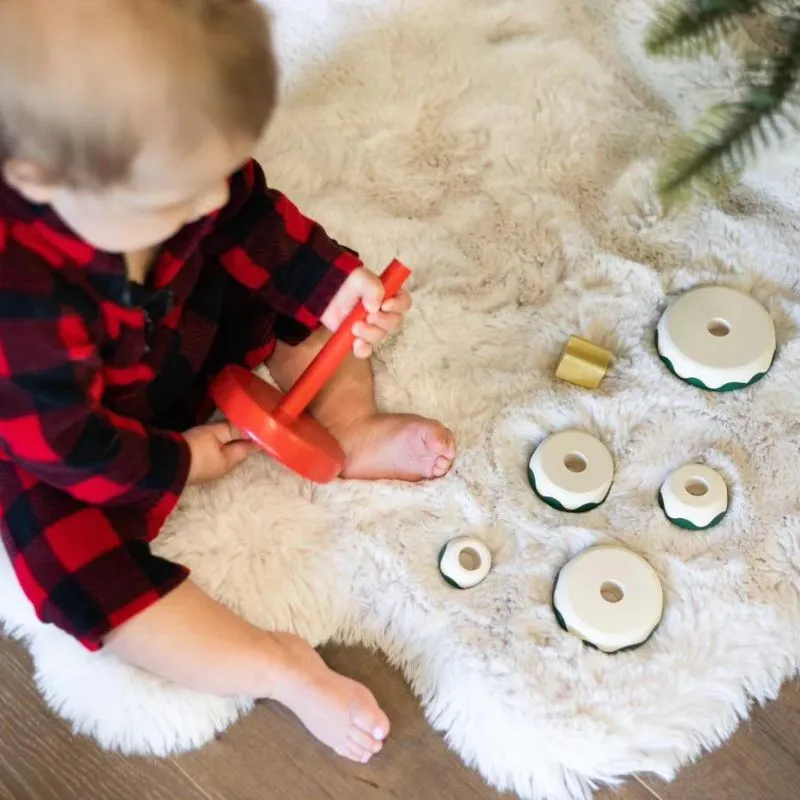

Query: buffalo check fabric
<box><xmin>0</xmin><ymin>160</ymin><xmax>361</xmax><ymax>649</ymax></box>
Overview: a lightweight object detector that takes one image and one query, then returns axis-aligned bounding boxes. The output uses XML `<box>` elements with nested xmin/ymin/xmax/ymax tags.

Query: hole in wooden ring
<box><xmin>685</xmin><ymin>478</ymin><xmax>708</xmax><ymax>497</ymax></box>
<box><xmin>564</xmin><ymin>452</ymin><xmax>587</xmax><ymax>473</ymax></box>
<box><xmin>600</xmin><ymin>581</ymin><xmax>624</xmax><ymax>603</ymax></box>
<box><xmin>458</xmin><ymin>547</ymin><xmax>481</xmax><ymax>571</ymax></box>
<box><xmin>707</xmin><ymin>318</ymin><xmax>730</xmax><ymax>337</ymax></box>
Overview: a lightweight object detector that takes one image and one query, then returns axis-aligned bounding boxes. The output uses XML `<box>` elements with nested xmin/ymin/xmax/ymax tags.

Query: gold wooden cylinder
<box><xmin>555</xmin><ymin>336</ymin><xmax>613</xmax><ymax>389</ymax></box>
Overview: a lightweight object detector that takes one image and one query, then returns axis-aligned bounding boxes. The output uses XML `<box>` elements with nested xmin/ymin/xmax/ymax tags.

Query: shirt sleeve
<box><xmin>0</xmin><ymin>289</ymin><xmax>190</xmax><ymax>506</ymax></box>
<box><xmin>0</xmin><ymin>285</ymin><xmax>191</xmax><ymax>649</ymax></box>
<box><xmin>216</xmin><ymin>160</ymin><xmax>363</xmax><ymax>345</ymax></box>
<box><xmin>1</xmin><ymin>483</ymin><xmax>189</xmax><ymax>651</ymax></box>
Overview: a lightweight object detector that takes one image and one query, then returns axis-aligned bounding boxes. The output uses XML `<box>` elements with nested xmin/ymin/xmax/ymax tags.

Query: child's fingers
<box><xmin>352</xmin><ymin>339</ymin><xmax>373</xmax><ymax>359</ymax></box>
<box><xmin>344</xmin><ymin>268</ymin><xmax>384</xmax><ymax>314</ymax></box>
<box><xmin>352</xmin><ymin>321</ymin><xmax>389</xmax><ymax>345</ymax></box>
<box><xmin>381</xmin><ymin>291</ymin><xmax>411</xmax><ymax>314</ymax></box>
<box><xmin>320</xmin><ymin>268</ymin><xmax>386</xmax><ymax>331</ymax></box>
<box><xmin>365</xmin><ymin>310</ymin><xmax>404</xmax><ymax>333</ymax></box>
<box><xmin>357</xmin><ymin>270</ymin><xmax>386</xmax><ymax>314</ymax></box>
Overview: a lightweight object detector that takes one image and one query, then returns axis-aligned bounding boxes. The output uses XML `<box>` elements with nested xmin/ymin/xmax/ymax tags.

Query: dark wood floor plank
<box><xmin>752</xmin><ymin>679</ymin><xmax>800</xmax><ymax>761</ymax></box>
<box><xmin>175</xmin><ymin>644</ymin><xmax>656</xmax><ymax>800</ymax></box>
<box><xmin>640</xmin><ymin>681</ymin><xmax>800</xmax><ymax>800</ymax></box>
<box><xmin>0</xmin><ymin>637</ymin><xmax>211</xmax><ymax>800</ymax></box>
<box><xmin>173</xmin><ymin>644</ymin><xmax>514</xmax><ymax>800</ymax></box>
<box><xmin>601</xmin><ymin>782</ymin><xmax>661</xmax><ymax>800</ymax></box>
<box><xmin>323</xmin><ymin>647</ymin><xmax>655</xmax><ymax>800</ymax></box>
<box><xmin>3</xmin><ymin>631</ymin><xmax>800</xmax><ymax>800</ymax></box>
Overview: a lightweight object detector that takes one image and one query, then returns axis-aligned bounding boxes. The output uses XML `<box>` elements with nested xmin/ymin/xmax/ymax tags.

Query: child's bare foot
<box><xmin>331</xmin><ymin>414</ymin><xmax>456</xmax><ymax>481</ymax></box>
<box><xmin>272</xmin><ymin>638</ymin><xmax>390</xmax><ymax>763</ymax></box>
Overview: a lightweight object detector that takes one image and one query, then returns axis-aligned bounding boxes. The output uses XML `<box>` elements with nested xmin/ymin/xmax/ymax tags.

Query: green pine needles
<box><xmin>645</xmin><ymin>1</ymin><xmax>800</xmax><ymax>208</ymax></box>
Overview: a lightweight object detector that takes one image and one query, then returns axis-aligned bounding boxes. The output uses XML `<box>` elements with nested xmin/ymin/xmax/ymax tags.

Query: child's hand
<box><xmin>321</xmin><ymin>267</ymin><xmax>412</xmax><ymax>358</ymax></box>
<box><xmin>184</xmin><ymin>422</ymin><xmax>256</xmax><ymax>486</ymax></box>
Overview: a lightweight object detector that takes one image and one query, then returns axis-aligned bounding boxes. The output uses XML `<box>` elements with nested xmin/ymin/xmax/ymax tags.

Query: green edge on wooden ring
<box><xmin>550</xmin><ymin>567</ymin><xmax>656</xmax><ymax>654</ymax></box>
<box><xmin>527</xmin><ymin>467</ymin><xmax>607</xmax><ymax>513</ymax></box>
<box><xmin>438</xmin><ymin>542</ymin><xmax>467</xmax><ymax>589</ymax></box>
<box><xmin>654</xmin><ymin>329</ymin><xmax>772</xmax><ymax>393</ymax></box>
<box><xmin>657</xmin><ymin>490</ymin><xmax>727</xmax><ymax>531</ymax></box>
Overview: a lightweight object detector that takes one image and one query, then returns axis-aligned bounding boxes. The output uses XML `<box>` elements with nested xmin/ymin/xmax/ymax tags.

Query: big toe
<box><xmin>419</xmin><ymin>423</ymin><xmax>456</xmax><ymax>475</ymax></box>
<box><xmin>426</xmin><ymin>424</ymin><xmax>455</xmax><ymax>457</ymax></box>
<box><xmin>350</xmin><ymin>689</ymin><xmax>390</xmax><ymax>743</ymax></box>
<box><xmin>432</xmin><ymin>455</ymin><xmax>451</xmax><ymax>478</ymax></box>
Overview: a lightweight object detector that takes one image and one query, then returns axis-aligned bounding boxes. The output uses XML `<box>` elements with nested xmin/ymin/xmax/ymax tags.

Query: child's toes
<box><xmin>433</xmin><ymin>455</ymin><xmax>452</xmax><ymax>477</ymax></box>
<box><xmin>423</xmin><ymin>424</ymin><xmax>456</xmax><ymax>460</ymax></box>
<box><xmin>438</xmin><ymin>430</ymin><xmax>457</xmax><ymax>460</ymax></box>
<box><xmin>336</xmin><ymin>744</ymin><xmax>373</xmax><ymax>763</ymax></box>
<box><xmin>349</xmin><ymin>726</ymin><xmax>383</xmax><ymax>754</ymax></box>
<box><xmin>351</xmin><ymin>697</ymin><xmax>390</xmax><ymax>742</ymax></box>
<box><xmin>352</xmin><ymin>714</ymin><xmax>389</xmax><ymax>742</ymax></box>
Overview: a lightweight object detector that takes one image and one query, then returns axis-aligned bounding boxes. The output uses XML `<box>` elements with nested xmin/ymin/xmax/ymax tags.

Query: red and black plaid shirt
<box><xmin>0</xmin><ymin>159</ymin><xmax>360</xmax><ymax>650</ymax></box>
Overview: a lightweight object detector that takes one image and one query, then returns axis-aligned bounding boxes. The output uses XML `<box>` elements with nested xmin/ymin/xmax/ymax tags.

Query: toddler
<box><xmin>0</xmin><ymin>0</ymin><xmax>455</xmax><ymax>763</ymax></box>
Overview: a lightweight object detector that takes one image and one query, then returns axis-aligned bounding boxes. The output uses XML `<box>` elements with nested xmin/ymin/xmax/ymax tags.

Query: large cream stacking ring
<box><xmin>659</xmin><ymin>464</ymin><xmax>728</xmax><ymax>530</ymax></box>
<box><xmin>528</xmin><ymin>430</ymin><xmax>614</xmax><ymax>512</ymax></box>
<box><xmin>553</xmin><ymin>545</ymin><xmax>664</xmax><ymax>653</ymax></box>
<box><xmin>656</xmin><ymin>286</ymin><xmax>775</xmax><ymax>391</ymax></box>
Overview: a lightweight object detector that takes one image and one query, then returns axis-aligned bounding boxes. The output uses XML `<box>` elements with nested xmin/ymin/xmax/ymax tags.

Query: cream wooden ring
<box><xmin>659</xmin><ymin>464</ymin><xmax>728</xmax><ymax>530</ymax></box>
<box><xmin>528</xmin><ymin>430</ymin><xmax>614</xmax><ymax>512</ymax></box>
<box><xmin>657</xmin><ymin>286</ymin><xmax>775</xmax><ymax>391</ymax></box>
<box><xmin>553</xmin><ymin>545</ymin><xmax>664</xmax><ymax>653</ymax></box>
<box><xmin>438</xmin><ymin>536</ymin><xmax>492</xmax><ymax>589</ymax></box>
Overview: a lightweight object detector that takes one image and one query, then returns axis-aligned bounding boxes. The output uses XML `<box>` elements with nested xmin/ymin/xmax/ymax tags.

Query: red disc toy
<box><xmin>210</xmin><ymin>259</ymin><xmax>412</xmax><ymax>483</ymax></box>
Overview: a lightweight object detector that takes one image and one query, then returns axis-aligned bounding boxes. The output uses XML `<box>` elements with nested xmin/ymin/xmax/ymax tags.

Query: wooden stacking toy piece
<box><xmin>553</xmin><ymin>545</ymin><xmax>664</xmax><ymax>653</ymax></box>
<box><xmin>659</xmin><ymin>464</ymin><xmax>728</xmax><ymax>530</ymax></box>
<box><xmin>555</xmin><ymin>335</ymin><xmax>613</xmax><ymax>390</ymax></box>
<box><xmin>528</xmin><ymin>430</ymin><xmax>614</xmax><ymax>512</ymax></box>
<box><xmin>211</xmin><ymin>260</ymin><xmax>411</xmax><ymax>484</ymax></box>
<box><xmin>438</xmin><ymin>536</ymin><xmax>492</xmax><ymax>589</ymax></box>
<box><xmin>657</xmin><ymin>285</ymin><xmax>775</xmax><ymax>391</ymax></box>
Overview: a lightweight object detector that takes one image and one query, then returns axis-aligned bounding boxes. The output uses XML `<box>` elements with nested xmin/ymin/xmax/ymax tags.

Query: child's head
<box><xmin>0</xmin><ymin>0</ymin><xmax>277</xmax><ymax>252</ymax></box>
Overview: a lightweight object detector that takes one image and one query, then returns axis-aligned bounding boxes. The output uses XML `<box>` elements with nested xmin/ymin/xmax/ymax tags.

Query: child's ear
<box><xmin>2</xmin><ymin>157</ymin><xmax>58</xmax><ymax>204</ymax></box>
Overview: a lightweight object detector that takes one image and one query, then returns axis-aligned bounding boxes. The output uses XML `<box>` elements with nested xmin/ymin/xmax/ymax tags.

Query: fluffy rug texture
<box><xmin>3</xmin><ymin>1</ymin><xmax>800</xmax><ymax>798</ymax></box>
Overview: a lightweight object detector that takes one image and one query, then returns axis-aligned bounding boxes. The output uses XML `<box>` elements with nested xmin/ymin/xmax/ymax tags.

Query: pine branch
<box><xmin>656</xmin><ymin>11</ymin><xmax>800</xmax><ymax>207</ymax></box>
<box><xmin>646</xmin><ymin>0</ymin><xmax>766</xmax><ymax>57</ymax></box>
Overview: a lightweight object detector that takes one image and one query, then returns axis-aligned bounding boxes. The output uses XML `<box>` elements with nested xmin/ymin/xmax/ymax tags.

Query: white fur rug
<box><xmin>3</xmin><ymin>1</ymin><xmax>800</xmax><ymax>798</ymax></box>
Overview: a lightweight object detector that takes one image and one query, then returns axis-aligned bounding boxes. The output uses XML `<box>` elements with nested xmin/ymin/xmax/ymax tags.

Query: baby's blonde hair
<box><xmin>0</xmin><ymin>0</ymin><xmax>277</xmax><ymax>188</ymax></box>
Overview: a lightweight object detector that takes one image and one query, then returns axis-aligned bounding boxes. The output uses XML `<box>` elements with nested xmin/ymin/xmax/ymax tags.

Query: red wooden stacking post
<box><xmin>210</xmin><ymin>260</ymin><xmax>412</xmax><ymax>483</ymax></box>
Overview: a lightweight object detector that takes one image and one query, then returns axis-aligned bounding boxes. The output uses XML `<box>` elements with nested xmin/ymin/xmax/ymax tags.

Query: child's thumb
<box><xmin>205</xmin><ymin>421</ymin><xmax>246</xmax><ymax>445</ymax></box>
<box><xmin>224</xmin><ymin>440</ymin><xmax>256</xmax><ymax>467</ymax></box>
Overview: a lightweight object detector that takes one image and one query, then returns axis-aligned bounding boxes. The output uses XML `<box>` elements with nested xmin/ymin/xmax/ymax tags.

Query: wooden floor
<box><xmin>0</xmin><ymin>636</ymin><xmax>798</xmax><ymax>800</ymax></box>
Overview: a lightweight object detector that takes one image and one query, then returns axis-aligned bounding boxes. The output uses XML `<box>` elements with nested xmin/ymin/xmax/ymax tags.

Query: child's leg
<box><xmin>267</xmin><ymin>331</ymin><xmax>455</xmax><ymax>481</ymax></box>
<box><xmin>108</xmin><ymin>580</ymin><xmax>389</xmax><ymax>763</ymax></box>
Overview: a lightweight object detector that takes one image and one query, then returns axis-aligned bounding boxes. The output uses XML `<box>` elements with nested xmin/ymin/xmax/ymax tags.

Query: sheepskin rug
<box><xmin>3</xmin><ymin>1</ymin><xmax>800</xmax><ymax>798</ymax></box>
